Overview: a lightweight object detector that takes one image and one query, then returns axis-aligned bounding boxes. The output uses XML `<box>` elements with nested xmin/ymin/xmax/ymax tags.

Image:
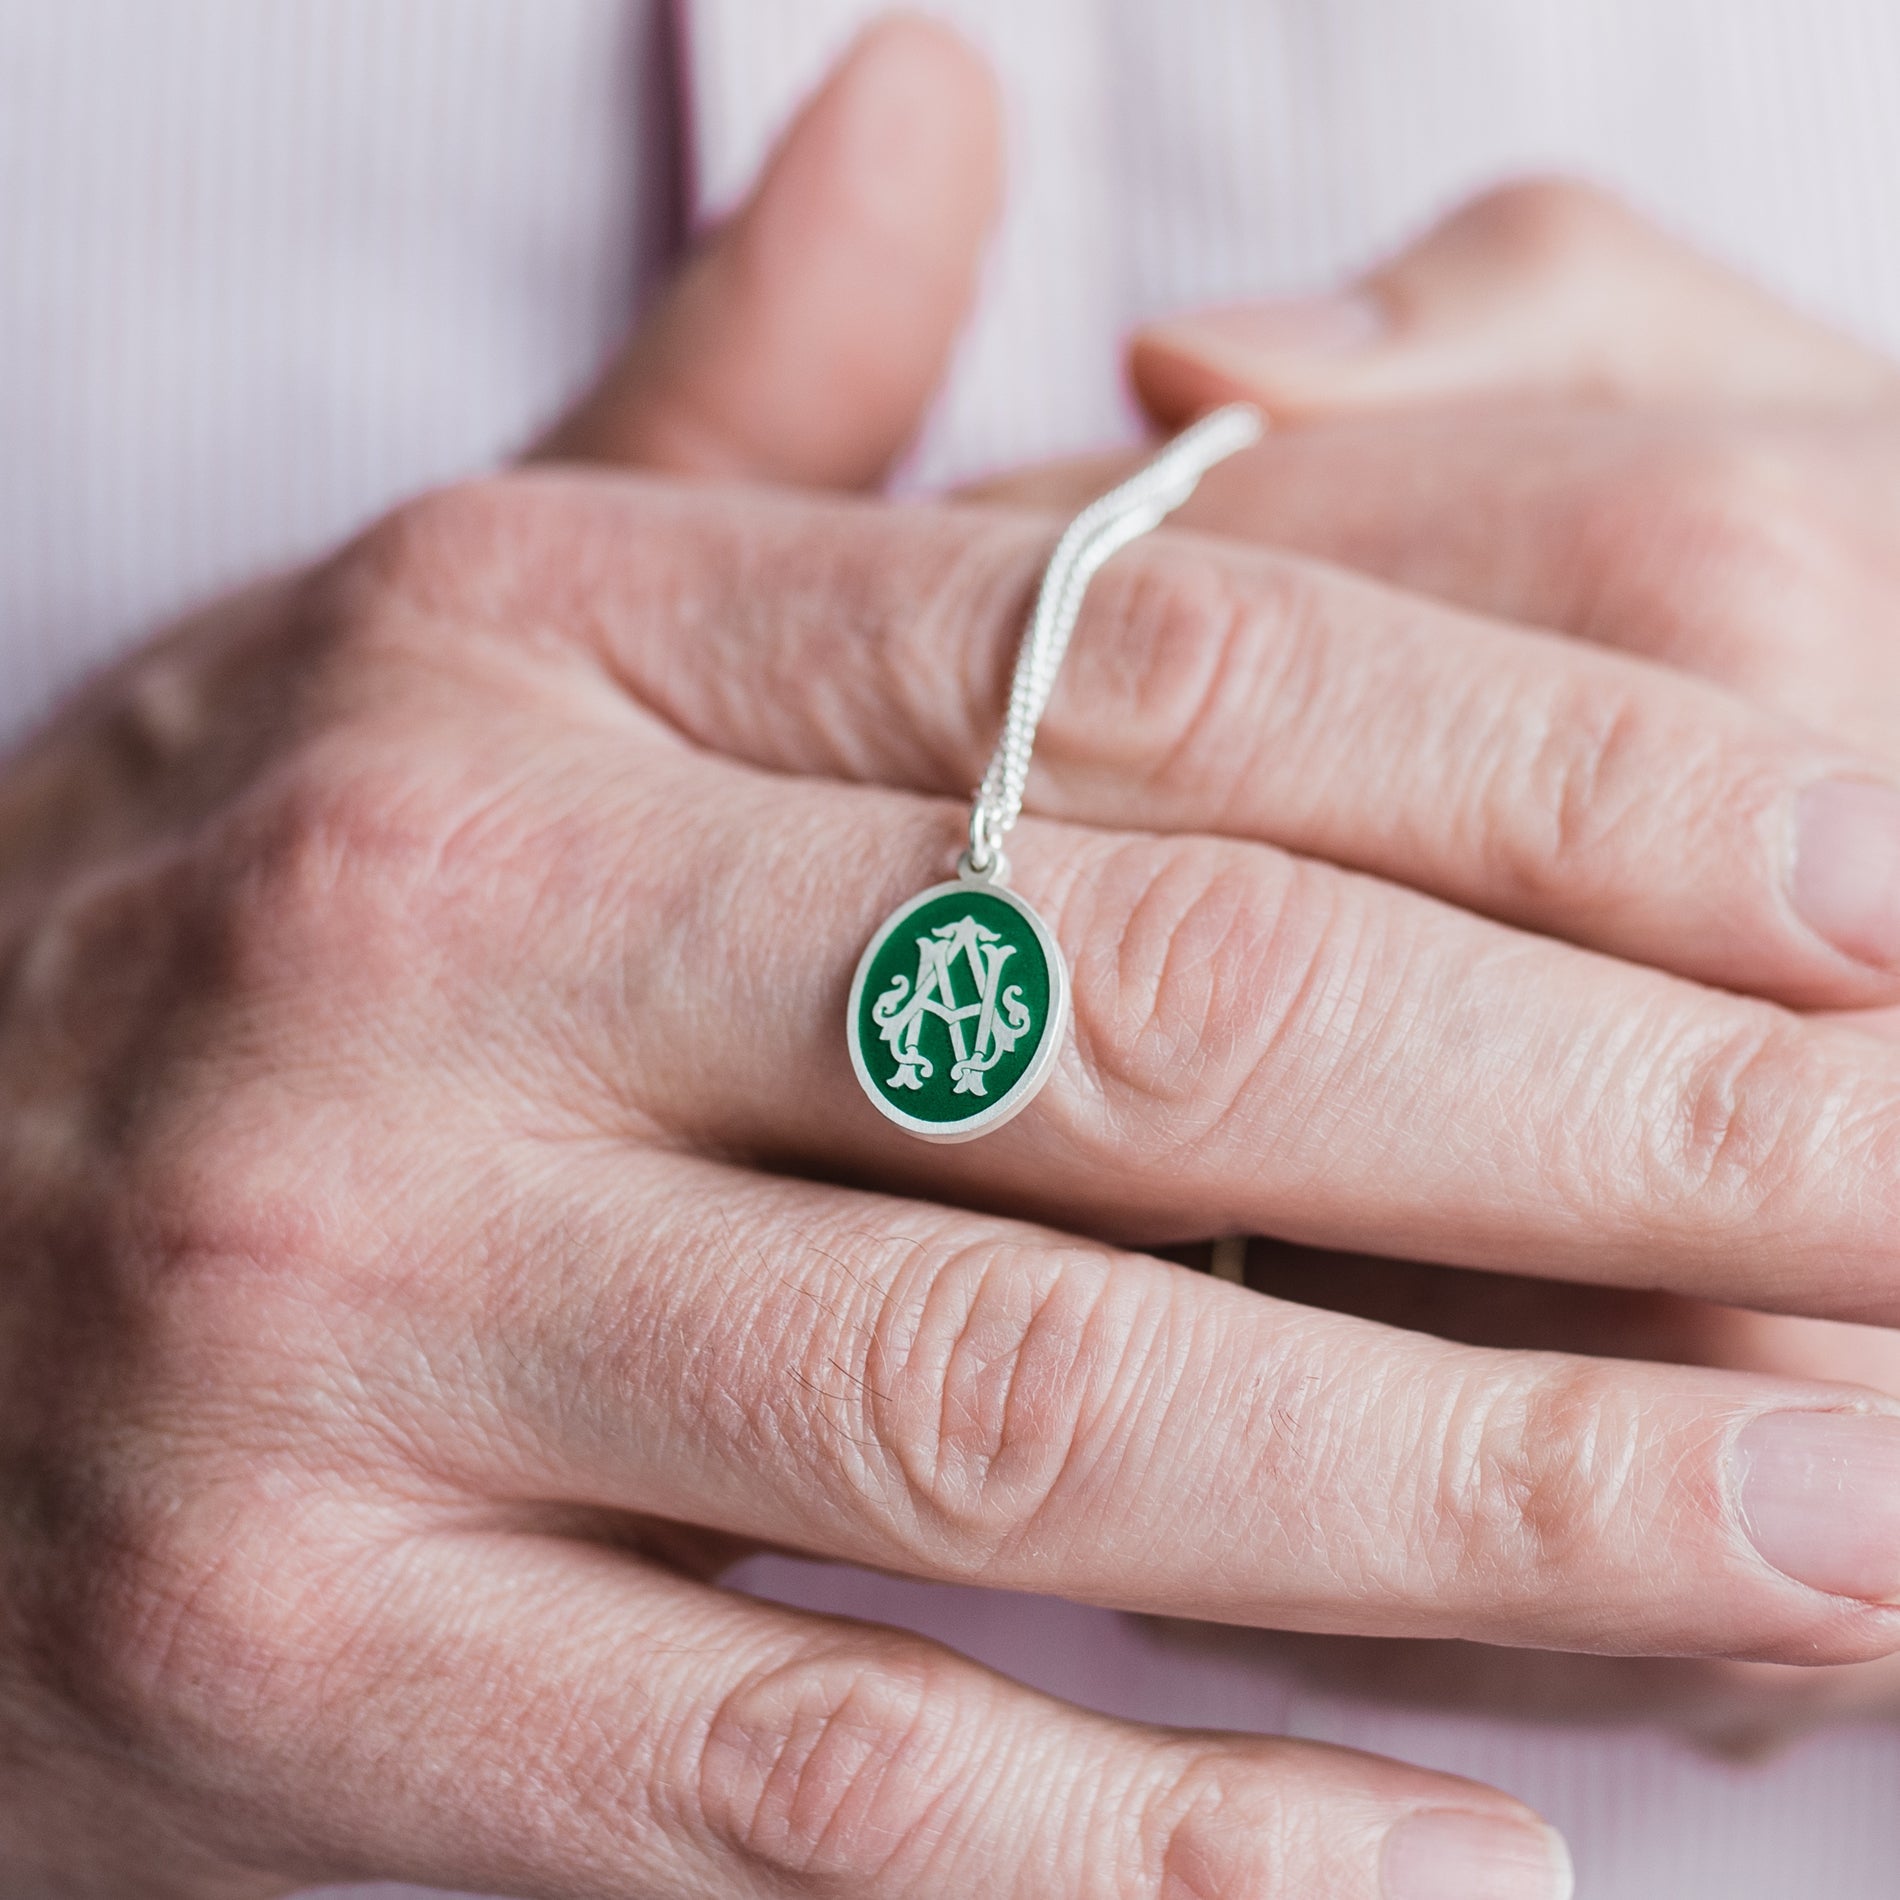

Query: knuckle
<box><xmin>1140</xmin><ymin>1745</ymin><xmax>1316</xmax><ymax>1899</ymax></box>
<box><xmin>1426</xmin><ymin>1358</ymin><xmax>1635</xmax><ymax>1593</ymax></box>
<box><xmin>695</xmin><ymin>1645</ymin><xmax>974</xmax><ymax>1888</ymax></box>
<box><xmin>863</xmin><ymin>1237</ymin><xmax>1147</xmax><ymax>1568</ymax></box>
<box><xmin>1056</xmin><ymin>548</ymin><xmax>1317</xmax><ymax>808</ymax></box>
<box><xmin>1509</xmin><ymin>680</ymin><xmax>1653</xmax><ymax>901</ymax></box>
<box><xmin>1580</xmin><ymin>436</ymin><xmax>1842</xmax><ymax>647</ymax></box>
<box><xmin>95</xmin><ymin>634</ymin><xmax>226</xmax><ymax>796</ymax></box>
<box><xmin>1063</xmin><ymin>836</ymin><xmax>1337</xmax><ymax>1153</ymax></box>
<box><xmin>336</xmin><ymin>474</ymin><xmax>541</xmax><ymax>625</ymax></box>
<box><xmin>1493</xmin><ymin>675</ymin><xmax>1735</xmax><ymax>909</ymax></box>
<box><xmin>1639</xmin><ymin>1018</ymin><xmax>1843</xmax><ymax>1224</ymax></box>
<box><xmin>1546</xmin><ymin>1007</ymin><xmax>1865</xmax><ymax>1250</ymax></box>
<box><xmin>1446</xmin><ymin>176</ymin><xmax>1646</xmax><ymax>279</ymax></box>
<box><xmin>243</xmin><ymin>742</ymin><xmax>417</xmax><ymax>897</ymax></box>
<box><xmin>206</xmin><ymin>753</ymin><xmax>426</xmax><ymax>1012</ymax></box>
<box><xmin>339</xmin><ymin>470</ymin><xmax>702</xmax><ymax>687</ymax></box>
<box><xmin>53</xmin><ymin>1490</ymin><xmax>227</xmax><ymax>1732</ymax></box>
<box><xmin>31</xmin><ymin>1457</ymin><xmax>328</xmax><ymax>1759</ymax></box>
<box><xmin>215</xmin><ymin>729</ymin><xmax>519</xmax><ymax>1001</ymax></box>
<box><xmin>5</xmin><ymin>849</ymin><xmax>197</xmax><ymax>1072</ymax></box>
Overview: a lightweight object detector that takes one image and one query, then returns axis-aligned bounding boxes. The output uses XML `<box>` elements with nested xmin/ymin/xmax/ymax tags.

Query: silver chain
<box><xmin>963</xmin><ymin>402</ymin><xmax>1264</xmax><ymax>880</ymax></box>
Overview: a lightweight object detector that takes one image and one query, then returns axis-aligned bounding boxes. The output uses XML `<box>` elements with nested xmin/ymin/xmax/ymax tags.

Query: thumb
<box><xmin>537</xmin><ymin>12</ymin><xmax>1002</xmax><ymax>486</ymax></box>
<box><xmin>1132</xmin><ymin>177</ymin><xmax>1900</xmax><ymax>425</ymax></box>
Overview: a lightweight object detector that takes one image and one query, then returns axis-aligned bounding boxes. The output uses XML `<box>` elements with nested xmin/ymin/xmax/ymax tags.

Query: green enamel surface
<box><xmin>853</xmin><ymin>887</ymin><xmax>1053</xmax><ymax>1126</ymax></box>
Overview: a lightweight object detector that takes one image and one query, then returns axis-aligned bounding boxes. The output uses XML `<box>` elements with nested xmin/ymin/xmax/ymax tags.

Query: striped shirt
<box><xmin>7</xmin><ymin>6</ymin><xmax>1900</xmax><ymax>1895</ymax></box>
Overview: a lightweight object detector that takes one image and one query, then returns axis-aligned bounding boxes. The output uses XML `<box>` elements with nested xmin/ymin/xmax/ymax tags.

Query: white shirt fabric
<box><xmin>6</xmin><ymin>4</ymin><xmax>1900</xmax><ymax>1896</ymax></box>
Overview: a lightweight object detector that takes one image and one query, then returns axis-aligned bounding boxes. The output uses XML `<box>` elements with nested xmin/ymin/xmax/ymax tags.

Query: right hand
<box><xmin>10</xmin><ymin>22</ymin><xmax>1900</xmax><ymax>1900</ymax></box>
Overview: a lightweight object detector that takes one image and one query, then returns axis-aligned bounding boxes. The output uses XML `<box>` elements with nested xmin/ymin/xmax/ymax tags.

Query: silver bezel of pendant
<box><xmin>845</xmin><ymin>876</ymin><xmax>1070</xmax><ymax>1144</ymax></box>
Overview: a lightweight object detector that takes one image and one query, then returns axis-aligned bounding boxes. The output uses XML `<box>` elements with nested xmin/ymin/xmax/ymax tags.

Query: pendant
<box><xmin>842</xmin><ymin>402</ymin><xmax>1262</xmax><ymax>1142</ymax></box>
<box><xmin>847</xmin><ymin>867</ymin><xmax>1069</xmax><ymax>1143</ymax></box>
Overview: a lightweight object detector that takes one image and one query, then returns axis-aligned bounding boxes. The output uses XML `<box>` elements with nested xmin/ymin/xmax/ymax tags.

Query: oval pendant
<box><xmin>846</xmin><ymin>876</ymin><xmax>1069</xmax><ymax>1142</ymax></box>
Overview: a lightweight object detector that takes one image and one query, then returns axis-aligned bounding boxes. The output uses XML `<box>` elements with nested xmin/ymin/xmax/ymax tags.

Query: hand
<box><xmin>982</xmin><ymin>177</ymin><xmax>1900</xmax><ymax>1743</ymax></box>
<box><xmin>11</xmin><ymin>28</ymin><xmax>1900</xmax><ymax>1898</ymax></box>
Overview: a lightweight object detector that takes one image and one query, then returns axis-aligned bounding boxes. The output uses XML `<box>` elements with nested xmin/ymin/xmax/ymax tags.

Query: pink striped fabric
<box><xmin>0</xmin><ymin>0</ymin><xmax>671</xmax><ymax>735</ymax></box>
<box><xmin>7</xmin><ymin>4</ymin><xmax>1900</xmax><ymax>1896</ymax></box>
<box><xmin>684</xmin><ymin>0</ymin><xmax>1900</xmax><ymax>494</ymax></box>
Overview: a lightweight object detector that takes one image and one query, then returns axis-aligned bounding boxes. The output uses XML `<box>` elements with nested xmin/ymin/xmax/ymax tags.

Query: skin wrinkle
<box><xmin>1181</xmin><ymin>867</ymin><xmax>1426</xmax><ymax>1215</ymax></box>
<box><xmin>622</xmin><ymin>491</ymin><xmax>1013</xmax><ymax>789</ymax></box>
<box><xmin>1133</xmin><ymin>857</ymin><xmax>1279</xmax><ymax>1105</ymax></box>
<box><xmin>1355</xmin><ymin>604</ymin><xmax>1478</xmax><ymax>849</ymax></box>
<box><xmin>872</xmin><ymin>1241</ymin><xmax>1098</xmax><ymax>1567</ymax></box>
<box><xmin>732</xmin><ymin>523</ymin><xmax>871</xmax><ymax>772</ymax></box>
<box><xmin>931</xmin><ymin>1252</ymin><xmax>1060</xmax><ymax>1547</ymax></box>
<box><xmin>1664</xmin><ymin>1021</ymin><xmax>1813</xmax><ymax>1211</ymax></box>
<box><xmin>1057</xmin><ymin>551</ymin><xmax>1264</xmax><ymax>816</ymax></box>
<box><xmin>1443</xmin><ymin>1364</ymin><xmax>1617</xmax><ymax>1598</ymax></box>
<box><xmin>1153</xmin><ymin>1760</ymin><xmax>1250</xmax><ymax>1900</ymax></box>
<box><xmin>642</xmin><ymin>1189</ymin><xmax>909</xmax><ymax>1524</ymax></box>
<box><xmin>1143</xmin><ymin>1743</ymin><xmax>1357</xmax><ymax>1900</ymax></box>
<box><xmin>1517</xmin><ymin>677</ymin><xmax>1652</xmax><ymax>907</ymax></box>
<box><xmin>697</xmin><ymin>1648</ymin><xmax>968</xmax><ymax>1887</ymax></box>
<box><xmin>672</xmin><ymin>1225</ymin><xmax>800</xmax><ymax>1495</ymax></box>
<box><xmin>1075</xmin><ymin>837</ymin><xmax>1309</xmax><ymax>1158</ymax></box>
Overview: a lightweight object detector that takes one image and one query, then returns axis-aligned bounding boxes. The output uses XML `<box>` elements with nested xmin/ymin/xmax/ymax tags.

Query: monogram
<box><xmin>871</xmin><ymin>912</ymin><xmax>1034</xmax><ymax>1096</ymax></box>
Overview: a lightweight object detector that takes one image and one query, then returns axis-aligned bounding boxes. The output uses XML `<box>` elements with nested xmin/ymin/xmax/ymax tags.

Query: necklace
<box><xmin>846</xmin><ymin>403</ymin><xmax>1263</xmax><ymax>1142</ymax></box>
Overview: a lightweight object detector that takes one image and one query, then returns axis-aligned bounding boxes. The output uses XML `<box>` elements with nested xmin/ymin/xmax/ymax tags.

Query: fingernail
<box><xmin>1382</xmin><ymin>1809</ymin><xmax>1574</xmax><ymax>1900</ymax></box>
<box><xmin>1734</xmin><ymin>1410</ymin><xmax>1900</xmax><ymax>1600</ymax></box>
<box><xmin>1791</xmin><ymin>778</ymin><xmax>1900</xmax><ymax>969</ymax></box>
<box><xmin>1147</xmin><ymin>291</ymin><xmax>1389</xmax><ymax>362</ymax></box>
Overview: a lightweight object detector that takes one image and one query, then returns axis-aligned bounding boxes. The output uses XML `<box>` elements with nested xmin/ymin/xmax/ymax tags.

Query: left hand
<box><xmin>977</xmin><ymin>177</ymin><xmax>1900</xmax><ymax>1744</ymax></box>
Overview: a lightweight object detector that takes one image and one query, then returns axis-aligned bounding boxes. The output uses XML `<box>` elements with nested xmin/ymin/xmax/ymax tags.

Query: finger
<box><xmin>408</xmin><ymin>1151</ymin><xmax>1900</xmax><ymax>1660</ymax></box>
<box><xmin>971</xmin><ymin>407</ymin><xmax>1900</xmax><ymax>760</ymax></box>
<box><xmin>500</xmin><ymin>727</ymin><xmax>1900</xmax><ymax>1329</ymax></box>
<box><xmin>535</xmin><ymin>14</ymin><xmax>1001</xmax><ymax>484</ymax></box>
<box><xmin>1240</xmin><ymin>1244</ymin><xmax>1900</xmax><ymax>1397</ymax></box>
<box><xmin>1131</xmin><ymin>178</ymin><xmax>1900</xmax><ymax>424</ymax></box>
<box><xmin>1165</xmin><ymin>1627</ymin><xmax>1900</xmax><ymax>1755</ymax></box>
<box><xmin>406</xmin><ymin>473</ymin><xmax>1900</xmax><ymax>1007</ymax></box>
<box><xmin>229</xmin><ymin>1518</ymin><xmax>1572</xmax><ymax>1899</ymax></box>
<box><xmin>967</xmin><ymin>409</ymin><xmax>1900</xmax><ymax>929</ymax></box>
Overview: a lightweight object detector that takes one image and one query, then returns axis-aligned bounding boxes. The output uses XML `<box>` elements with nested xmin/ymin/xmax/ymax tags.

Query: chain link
<box><xmin>963</xmin><ymin>403</ymin><xmax>1264</xmax><ymax>880</ymax></box>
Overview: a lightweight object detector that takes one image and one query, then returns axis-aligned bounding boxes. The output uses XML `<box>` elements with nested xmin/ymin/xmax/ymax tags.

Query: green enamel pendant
<box><xmin>846</xmin><ymin>872</ymin><xmax>1070</xmax><ymax>1143</ymax></box>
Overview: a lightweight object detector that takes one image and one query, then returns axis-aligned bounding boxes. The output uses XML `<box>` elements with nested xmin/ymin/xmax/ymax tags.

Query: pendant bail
<box><xmin>962</xmin><ymin>801</ymin><xmax>1009</xmax><ymax>884</ymax></box>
